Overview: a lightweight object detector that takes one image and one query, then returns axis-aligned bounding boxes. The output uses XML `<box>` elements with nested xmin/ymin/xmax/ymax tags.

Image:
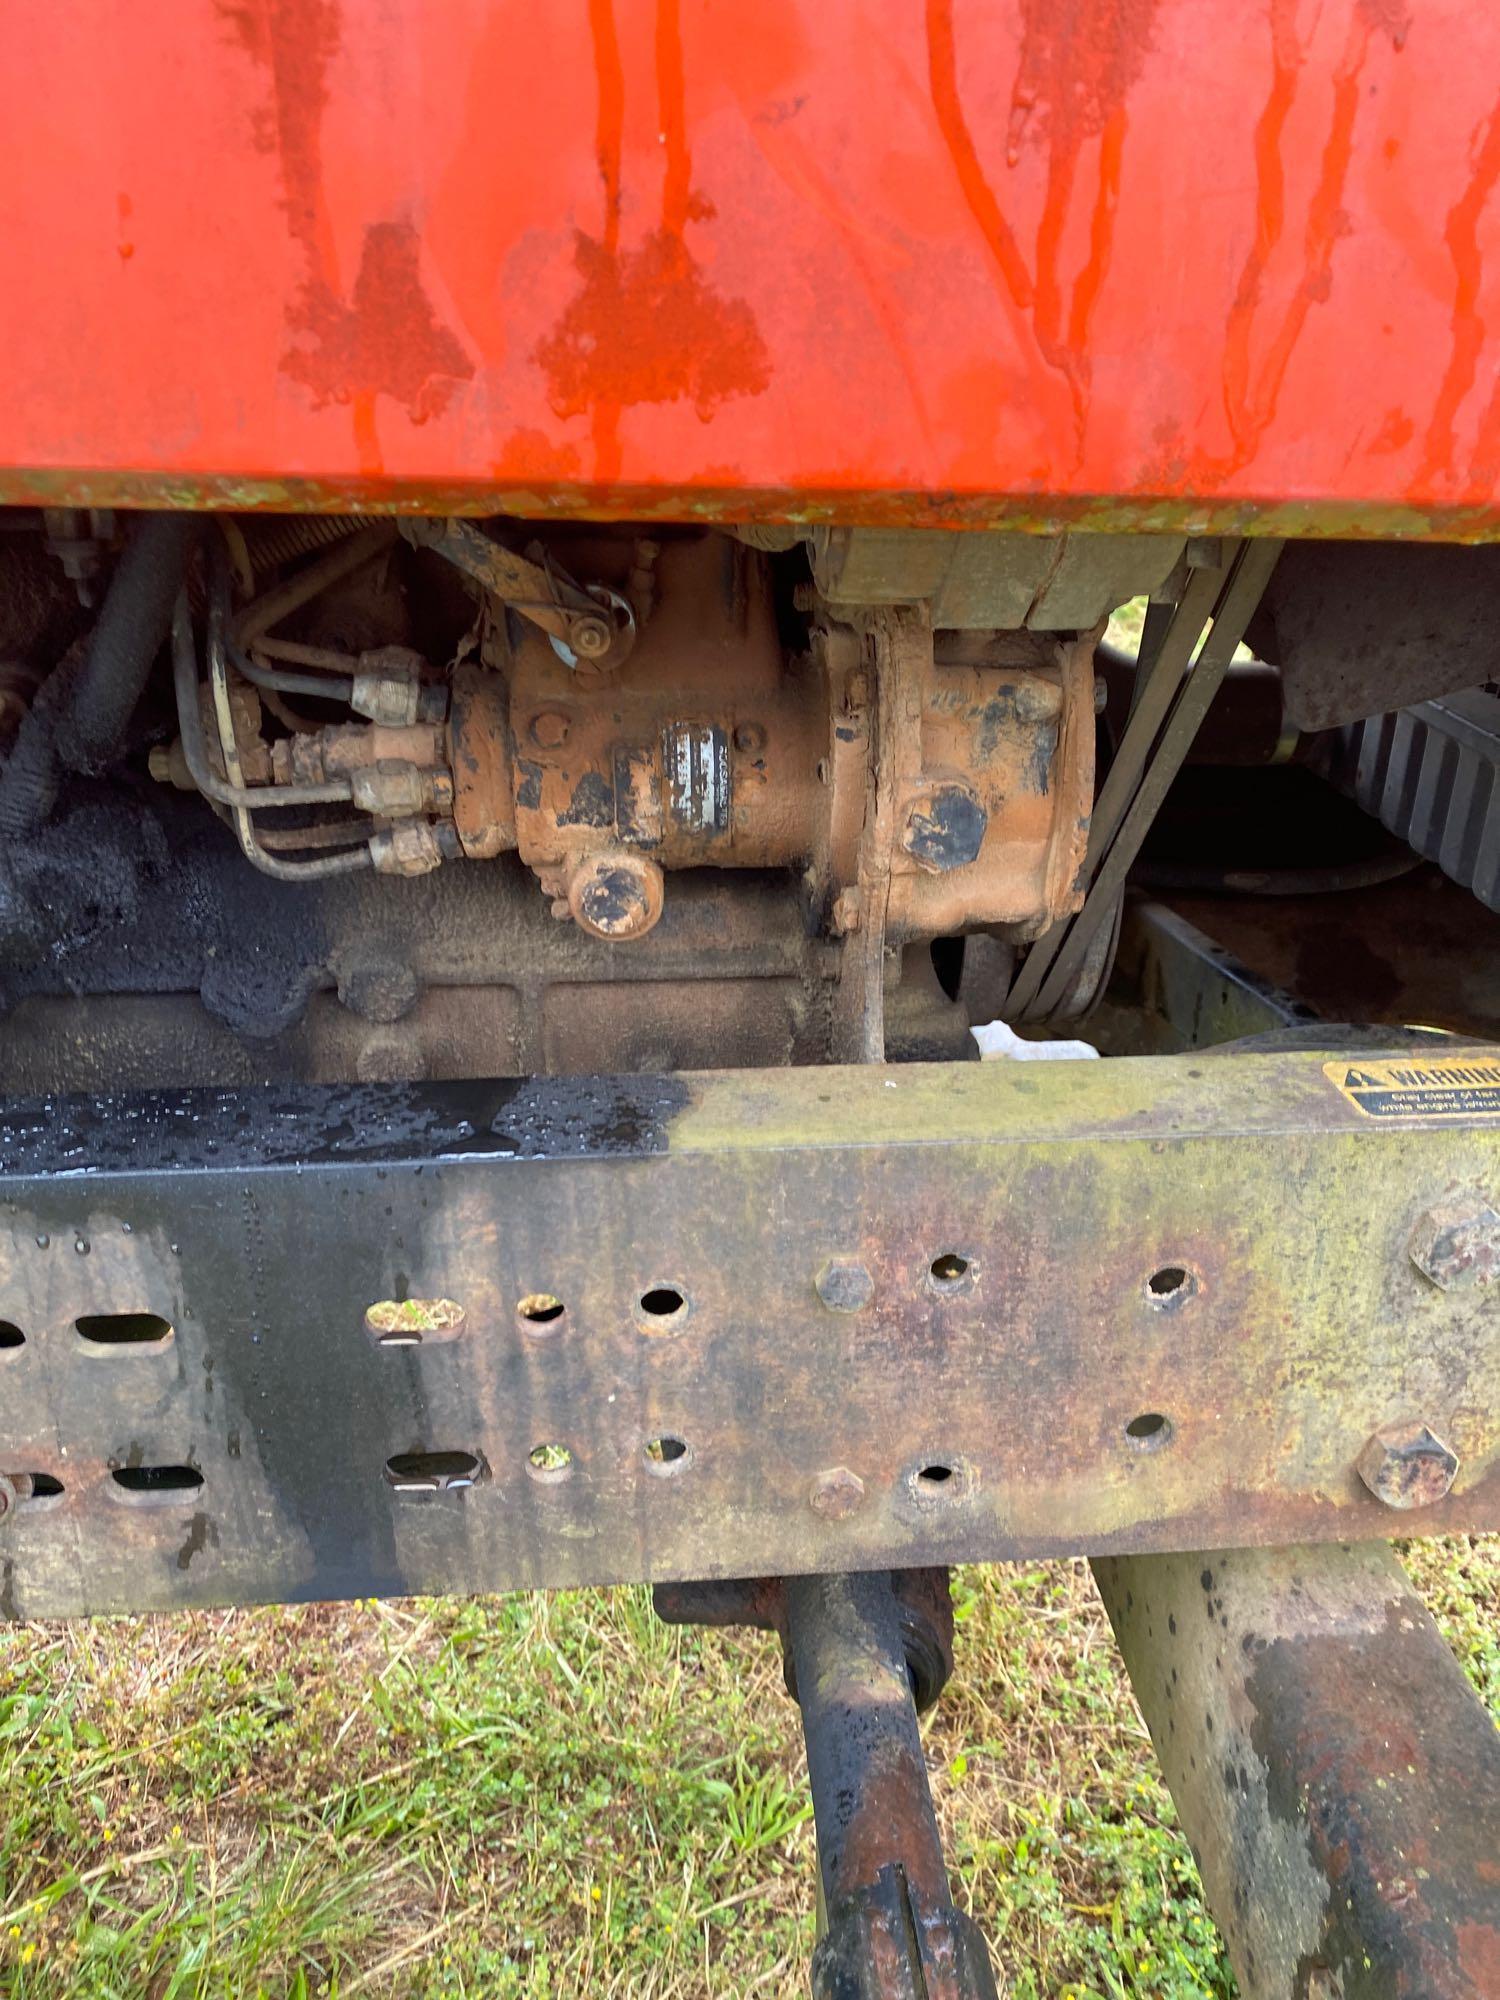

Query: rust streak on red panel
<box><xmin>1067</xmin><ymin>105</ymin><xmax>1128</xmax><ymax>376</ymax></box>
<box><xmin>656</xmin><ymin>0</ymin><xmax>693</xmax><ymax>240</ymax></box>
<box><xmin>219</xmin><ymin>0</ymin><xmax>471</xmax><ymax>471</ymax></box>
<box><xmin>536</xmin><ymin>240</ymin><xmax>771</xmax><ymax>458</ymax></box>
<box><xmin>216</xmin><ymin>0</ymin><xmax>342</xmax><ymax>288</ymax></box>
<box><xmin>1417</xmin><ymin>90</ymin><xmax>1500</xmax><ymax>494</ymax></box>
<box><xmin>590</xmin><ymin>0</ymin><xmax>626</xmax><ymax>256</ymax></box>
<box><xmin>1467</xmin><ymin>366</ymin><xmax>1500</xmax><ymax>506</ymax></box>
<box><xmin>1220</xmin><ymin>0</ymin><xmax>1304</xmax><ymax>470</ymax></box>
<box><xmin>284</xmin><ymin>221</ymin><xmax>475</xmax><ymax>429</ymax></box>
<box><xmin>924</xmin><ymin>0</ymin><xmax>1034</xmax><ymax>318</ymax></box>
<box><xmin>5</xmin><ymin>0</ymin><xmax>1500</xmax><ymax>525</ymax></box>
<box><xmin>1209</xmin><ymin>0</ymin><xmax>1404</xmax><ymax>486</ymax></box>
<box><xmin>539</xmin><ymin>0</ymin><xmax>769</xmax><ymax>486</ymax></box>
<box><xmin>585</xmin><ymin>0</ymin><xmax>627</xmax><ymax>482</ymax></box>
<box><xmin>1011</xmin><ymin>0</ymin><xmax>1158</xmax><ymax>454</ymax></box>
<box><xmin>1256</xmin><ymin>7</ymin><xmax>1371</xmax><ymax>407</ymax></box>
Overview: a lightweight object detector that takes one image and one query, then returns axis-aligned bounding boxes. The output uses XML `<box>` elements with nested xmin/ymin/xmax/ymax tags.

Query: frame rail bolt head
<box><xmin>1357</xmin><ymin>1421</ymin><xmax>1459</xmax><ymax>1509</ymax></box>
<box><xmin>815</xmin><ymin>1256</ymin><xmax>875</xmax><ymax>1314</ymax></box>
<box><xmin>809</xmin><ymin>1466</ymin><xmax>865</xmax><ymax>1519</ymax></box>
<box><xmin>1407</xmin><ymin>1193</ymin><xmax>1500</xmax><ymax>1289</ymax></box>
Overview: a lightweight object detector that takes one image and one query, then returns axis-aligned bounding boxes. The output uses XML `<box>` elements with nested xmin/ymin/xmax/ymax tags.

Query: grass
<box><xmin>363</xmin><ymin>1302</ymin><xmax>465</xmax><ymax>1343</ymax></box>
<box><xmin>0</xmin><ymin>1541</ymin><xmax>1495</xmax><ymax>1997</ymax></box>
<box><xmin>1104</xmin><ymin>596</ymin><xmax>1254</xmax><ymax>663</ymax></box>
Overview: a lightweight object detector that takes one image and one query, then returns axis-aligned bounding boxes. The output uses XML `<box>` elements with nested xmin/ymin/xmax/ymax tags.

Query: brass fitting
<box><xmin>349</xmin><ymin>646</ymin><xmax>443</xmax><ymax>728</ymax></box>
<box><xmin>368</xmin><ymin>821</ymin><xmax>462</xmax><ymax>878</ymax></box>
<box><xmin>348</xmin><ymin>760</ymin><xmax>455</xmax><ymax>820</ymax></box>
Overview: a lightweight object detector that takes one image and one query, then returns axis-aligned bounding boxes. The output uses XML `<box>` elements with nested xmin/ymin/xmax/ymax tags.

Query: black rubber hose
<box><xmin>54</xmin><ymin>512</ymin><xmax>201</xmax><ymax>777</ymax></box>
<box><xmin>0</xmin><ymin>657</ymin><xmax>73</xmax><ymax>839</ymax></box>
<box><xmin>0</xmin><ymin>515</ymin><xmax>199</xmax><ymax>958</ymax></box>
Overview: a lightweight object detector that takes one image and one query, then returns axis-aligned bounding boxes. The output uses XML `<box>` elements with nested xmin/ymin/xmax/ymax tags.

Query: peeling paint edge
<box><xmin>1</xmin><ymin>469</ymin><xmax>1497</xmax><ymax>543</ymax></box>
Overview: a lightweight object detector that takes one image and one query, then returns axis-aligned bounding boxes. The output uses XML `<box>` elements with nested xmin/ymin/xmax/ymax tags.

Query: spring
<box><xmin>239</xmin><ymin>515</ymin><xmax>367</xmax><ymax>577</ymax></box>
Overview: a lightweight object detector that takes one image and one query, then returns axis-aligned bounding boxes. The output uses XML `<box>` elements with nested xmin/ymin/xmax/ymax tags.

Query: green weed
<box><xmin>0</xmin><ymin>1542</ymin><xmax>1494</xmax><ymax>1996</ymax></box>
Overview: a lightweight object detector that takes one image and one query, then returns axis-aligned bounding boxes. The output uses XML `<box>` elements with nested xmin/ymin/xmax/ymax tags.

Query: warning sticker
<box><xmin>1325</xmin><ymin>1055</ymin><xmax>1500</xmax><ymax>1120</ymax></box>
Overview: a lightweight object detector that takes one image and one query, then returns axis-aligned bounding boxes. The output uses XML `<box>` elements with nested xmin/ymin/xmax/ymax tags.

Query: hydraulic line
<box><xmin>171</xmin><ymin>592</ymin><xmax>371</xmax><ymax>880</ymax></box>
<box><xmin>225</xmin><ymin>639</ymin><xmax>356</xmax><ymax>708</ymax></box>
<box><xmin>170</xmin><ymin>598</ymin><xmax>352</xmax><ymax>811</ymax></box>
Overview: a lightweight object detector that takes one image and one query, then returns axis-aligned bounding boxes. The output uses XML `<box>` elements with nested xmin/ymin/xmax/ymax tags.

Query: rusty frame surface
<box><xmin>2</xmin><ymin>1048</ymin><xmax>1500</xmax><ymax>1619</ymax></box>
<box><xmin>1095</xmin><ymin>1541</ymin><xmax>1500</xmax><ymax>1999</ymax></box>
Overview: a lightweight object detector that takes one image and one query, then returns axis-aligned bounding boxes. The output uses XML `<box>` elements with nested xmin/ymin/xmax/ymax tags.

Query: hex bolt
<box><xmin>570</xmin><ymin>615</ymin><xmax>613</xmax><ymax>660</ymax></box>
<box><xmin>901</xmin><ymin>783</ymin><xmax>988</xmax><ymax>874</ymax></box>
<box><xmin>809</xmin><ymin>1467</ymin><xmax>865</xmax><ymax>1519</ymax></box>
<box><xmin>1356</xmin><ymin>1421</ymin><xmax>1459</xmax><ymax>1510</ymax></box>
<box><xmin>815</xmin><ymin>1257</ymin><xmax>875</xmax><ymax>1314</ymax></box>
<box><xmin>1407</xmin><ymin>1193</ymin><xmax>1500</xmax><ymax>1289</ymax></box>
<box><xmin>831</xmin><ymin>888</ymin><xmax>862</xmax><ymax>935</ymax></box>
<box><xmin>337</xmin><ymin>962</ymin><xmax>421</xmax><ymax>1025</ymax></box>
<box><xmin>529</xmin><ymin>709</ymin><xmax>571</xmax><ymax>750</ymax></box>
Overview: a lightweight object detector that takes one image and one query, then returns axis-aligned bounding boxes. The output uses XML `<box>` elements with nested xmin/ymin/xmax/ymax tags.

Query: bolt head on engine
<box><xmin>901</xmin><ymin>784</ymin><xmax>988</xmax><ymax>873</ymax></box>
<box><xmin>566</xmin><ymin>851</ymin><xmax>665</xmax><ymax>941</ymax></box>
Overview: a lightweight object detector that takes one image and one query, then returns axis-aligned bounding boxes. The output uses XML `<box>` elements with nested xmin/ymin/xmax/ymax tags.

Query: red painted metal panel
<box><xmin>1</xmin><ymin>0</ymin><xmax>1498</xmax><ymax>531</ymax></box>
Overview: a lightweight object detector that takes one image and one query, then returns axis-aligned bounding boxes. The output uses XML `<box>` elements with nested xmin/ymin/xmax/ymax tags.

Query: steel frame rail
<box><xmin>1</xmin><ymin>1047</ymin><xmax>1499</xmax><ymax>1616</ymax></box>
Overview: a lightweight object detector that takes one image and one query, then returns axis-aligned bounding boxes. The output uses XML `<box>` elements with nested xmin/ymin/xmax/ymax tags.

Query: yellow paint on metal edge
<box><xmin>1325</xmin><ymin>1054</ymin><xmax>1500</xmax><ymax>1120</ymax></box>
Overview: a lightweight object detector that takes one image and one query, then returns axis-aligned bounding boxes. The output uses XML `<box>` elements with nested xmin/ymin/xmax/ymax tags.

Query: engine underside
<box><xmin>7</xmin><ymin>511</ymin><xmax>1499</xmax><ymax>1093</ymax></box>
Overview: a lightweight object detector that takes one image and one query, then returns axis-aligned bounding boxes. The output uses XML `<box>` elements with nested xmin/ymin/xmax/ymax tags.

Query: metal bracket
<box><xmin>400</xmin><ymin>518</ymin><xmax>636</xmax><ymax>672</ymax></box>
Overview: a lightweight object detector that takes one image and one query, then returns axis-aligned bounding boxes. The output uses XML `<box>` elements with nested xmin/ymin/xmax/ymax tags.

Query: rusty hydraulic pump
<box><xmin>161</xmin><ymin>524</ymin><xmax>1095</xmax><ymax>952</ymax></box>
